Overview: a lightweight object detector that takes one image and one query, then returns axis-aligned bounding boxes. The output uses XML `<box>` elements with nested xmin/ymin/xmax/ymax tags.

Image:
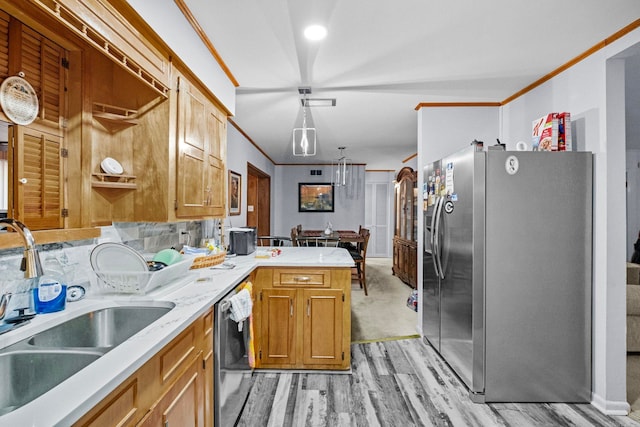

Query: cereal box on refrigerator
<box><xmin>557</xmin><ymin>112</ymin><xmax>571</xmax><ymax>151</ymax></box>
<box><xmin>532</xmin><ymin>113</ymin><xmax>559</xmax><ymax>151</ymax></box>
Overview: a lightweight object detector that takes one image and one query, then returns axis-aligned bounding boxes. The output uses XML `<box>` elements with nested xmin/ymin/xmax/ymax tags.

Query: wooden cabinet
<box><xmin>252</xmin><ymin>267</ymin><xmax>351</xmax><ymax>370</ymax></box>
<box><xmin>73</xmin><ymin>308</ymin><xmax>214</xmax><ymax>427</ymax></box>
<box><xmin>393</xmin><ymin>167</ymin><xmax>418</xmax><ymax>288</ymax></box>
<box><xmin>175</xmin><ymin>75</ymin><xmax>226</xmax><ymax>219</ymax></box>
<box><xmin>0</xmin><ymin>1</ymin><xmax>229</xmax><ymax>249</ymax></box>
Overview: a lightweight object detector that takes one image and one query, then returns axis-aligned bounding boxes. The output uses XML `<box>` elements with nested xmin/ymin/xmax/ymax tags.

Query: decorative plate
<box><xmin>100</xmin><ymin>157</ymin><xmax>124</xmax><ymax>175</ymax></box>
<box><xmin>0</xmin><ymin>75</ymin><xmax>39</xmax><ymax>125</ymax></box>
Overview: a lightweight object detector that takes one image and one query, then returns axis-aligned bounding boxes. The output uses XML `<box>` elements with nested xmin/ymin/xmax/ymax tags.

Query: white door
<box><xmin>365</xmin><ymin>181</ymin><xmax>392</xmax><ymax>257</ymax></box>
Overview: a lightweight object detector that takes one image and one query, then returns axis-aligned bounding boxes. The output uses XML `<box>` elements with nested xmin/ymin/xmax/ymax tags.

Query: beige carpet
<box><xmin>350</xmin><ymin>257</ymin><xmax>420</xmax><ymax>342</ymax></box>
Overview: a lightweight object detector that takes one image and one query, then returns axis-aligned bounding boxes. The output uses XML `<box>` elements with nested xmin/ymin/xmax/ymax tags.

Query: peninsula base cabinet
<box><xmin>73</xmin><ymin>308</ymin><xmax>213</xmax><ymax>427</ymax></box>
<box><xmin>251</xmin><ymin>267</ymin><xmax>351</xmax><ymax>370</ymax></box>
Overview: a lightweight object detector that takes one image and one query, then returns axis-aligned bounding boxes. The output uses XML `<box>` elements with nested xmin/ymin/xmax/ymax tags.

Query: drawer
<box><xmin>272</xmin><ymin>269</ymin><xmax>331</xmax><ymax>287</ymax></box>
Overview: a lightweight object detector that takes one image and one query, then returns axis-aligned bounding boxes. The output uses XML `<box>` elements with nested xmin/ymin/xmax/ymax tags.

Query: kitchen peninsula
<box><xmin>0</xmin><ymin>247</ymin><xmax>354</xmax><ymax>426</ymax></box>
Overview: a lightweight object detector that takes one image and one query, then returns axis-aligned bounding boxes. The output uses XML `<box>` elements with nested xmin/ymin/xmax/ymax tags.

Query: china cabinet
<box><xmin>392</xmin><ymin>167</ymin><xmax>417</xmax><ymax>288</ymax></box>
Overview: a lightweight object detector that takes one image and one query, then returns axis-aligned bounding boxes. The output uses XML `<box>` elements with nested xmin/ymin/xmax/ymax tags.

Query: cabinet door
<box><xmin>175</xmin><ymin>76</ymin><xmax>208</xmax><ymax>218</ymax></box>
<box><xmin>205</xmin><ymin>108</ymin><xmax>225</xmax><ymax>217</ymax></box>
<box><xmin>259</xmin><ymin>288</ymin><xmax>296</xmax><ymax>366</ymax></box>
<box><xmin>302</xmin><ymin>289</ymin><xmax>344</xmax><ymax>366</ymax></box>
<box><xmin>9</xmin><ymin>126</ymin><xmax>64</xmax><ymax>230</ymax></box>
<box><xmin>137</xmin><ymin>355</ymin><xmax>204</xmax><ymax>427</ymax></box>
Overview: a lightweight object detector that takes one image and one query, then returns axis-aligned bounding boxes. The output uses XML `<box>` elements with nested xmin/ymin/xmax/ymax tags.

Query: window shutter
<box><xmin>0</xmin><ymin>11</ymin><xmax>9</xmax><ymax>81</ymax></box>
<box><xmin>20</xmin><ymin>25</ymin><xmax>65</xmax><ymax>127</ymax></box>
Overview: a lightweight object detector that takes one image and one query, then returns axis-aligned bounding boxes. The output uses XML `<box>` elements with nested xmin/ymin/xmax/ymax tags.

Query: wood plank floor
<box><xmin>238</xmin><ymin>338</ymin><xmax>640</xmax><ymax>427</ymax></box>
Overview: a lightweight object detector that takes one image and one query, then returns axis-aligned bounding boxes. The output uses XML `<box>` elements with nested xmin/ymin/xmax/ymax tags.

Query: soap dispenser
<box><xmin>33</xmin><ymin>256</ymin><xmax>67</xmax><ymax>314</ymax></box>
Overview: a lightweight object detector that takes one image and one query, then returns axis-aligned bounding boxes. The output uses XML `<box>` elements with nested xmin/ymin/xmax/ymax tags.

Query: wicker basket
<box><xmin>190</xmin><ymin>251</ymin><xmax>226</xmax><ymax>269</ymax></box>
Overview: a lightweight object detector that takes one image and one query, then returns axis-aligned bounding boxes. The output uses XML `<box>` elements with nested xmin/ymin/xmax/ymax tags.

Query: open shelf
<box><xmin>92</xmin><ymin>173</ymin><xmax>137</xmax><ymax>190</ymax></box>
<box><xmin>92</xmin><ymin>102</ymin><xmax>139</xmax><ymax>130</ymax></box>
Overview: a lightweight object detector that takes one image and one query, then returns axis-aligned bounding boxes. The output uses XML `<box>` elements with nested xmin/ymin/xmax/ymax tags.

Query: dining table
<box><xmin>298</xmin><ymin>229</ymin><xmax>363</xmax><ymax>243</ymax></box>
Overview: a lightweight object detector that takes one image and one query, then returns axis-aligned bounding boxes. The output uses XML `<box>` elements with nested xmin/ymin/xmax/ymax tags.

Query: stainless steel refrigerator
<box><xmin>422</xmin><ymin>145</ymin><xmax>592</xmax><ymax>403</ymax></box>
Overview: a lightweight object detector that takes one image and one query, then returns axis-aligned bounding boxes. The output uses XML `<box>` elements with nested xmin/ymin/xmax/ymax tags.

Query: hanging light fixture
<box><xmin>292</xmin><ymin>89</ymin><xmax>316</xmax><ymax>157</ymax></box>
<box><xmin>331</xmin><ymin>146</ymin><xmax>352</xmax><ymax>187</ymax></box>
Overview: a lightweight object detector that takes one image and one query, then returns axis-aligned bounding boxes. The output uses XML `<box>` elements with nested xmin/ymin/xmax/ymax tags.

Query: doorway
<box><xmin>246</xmin><ymin>163</ymin><xmax>271</xmax><ymax>237</ymax></box>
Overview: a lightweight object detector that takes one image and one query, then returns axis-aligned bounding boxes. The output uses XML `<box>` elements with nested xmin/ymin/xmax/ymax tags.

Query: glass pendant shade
<box><xmin>331</xmin><ymin>147</ymin><xmax>352</xmax><ymax>187</ymax></box>
<box><xmin>292</xmin><ymin>126</ymin><xmax>316</xmax><ymax>156</ymax></box>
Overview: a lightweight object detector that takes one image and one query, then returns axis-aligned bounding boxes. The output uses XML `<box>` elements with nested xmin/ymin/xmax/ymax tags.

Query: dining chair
<box><xmin>351</xmin><ymin>228</ymin><xmax>370</xmax><ymax>295</ymax></box>
<box><xmin>258</xmin><ymin>236</ymin><xmax>291</xmax><ymax>246</ymax></box>
<box><xmin>290</xmin><ymin>227</ymin><xmax>299</xmax><ymax>247</ymax></box>
<box><xmin>317</xmin><ymin>236</ymin><xmax>340</xmax><ymax>247</ymax></box>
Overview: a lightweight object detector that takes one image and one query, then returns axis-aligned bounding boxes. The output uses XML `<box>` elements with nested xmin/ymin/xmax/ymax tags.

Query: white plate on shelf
<box><xmin>100</xmin><ymin>157</ymin><xmax>124</xmax><ymax>175</ymax></box>
<box><xmin>90</xmin><ymin>242</ymin><xmax>148</xmax><ymax>273</ymax></box>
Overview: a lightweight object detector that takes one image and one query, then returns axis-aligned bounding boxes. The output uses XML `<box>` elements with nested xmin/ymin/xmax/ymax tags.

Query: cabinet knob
<box><xmin>19</xmin><ymin>178</ymin><xmax>28</xmax><ymax>184</ymax></box>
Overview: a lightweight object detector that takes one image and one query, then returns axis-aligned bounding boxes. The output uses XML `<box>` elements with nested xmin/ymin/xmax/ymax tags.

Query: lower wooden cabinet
<box><xmin>137</xmin><ymin>355</ymin><xmax>204</xmax><ymax>427</ymax></box>
<box><xmin>73</xmin><ymin>308</ymin><xmax>213</xmax><ymax>427</ymax></box>
<box><xmin>252</xmin><ymin>267</ymin><xmax>351</xmax><ymax>370</ymax></box>
<box><xmin>393</xmin><ymin>237</ymin><xmax>417</xmax><ymax>288</ymax></box>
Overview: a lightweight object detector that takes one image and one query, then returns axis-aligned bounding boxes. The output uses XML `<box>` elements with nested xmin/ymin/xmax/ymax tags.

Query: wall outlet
<box><xmin>179</xmin><ymin>231</ymin><xmax>190</xmax><ymax>244</ymax></box>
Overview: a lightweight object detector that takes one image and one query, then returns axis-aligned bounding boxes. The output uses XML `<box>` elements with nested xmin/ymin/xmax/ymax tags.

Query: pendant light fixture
<box><xmin>292</xmin><ymin>89</ymin><xmax>316</xmax><ymax>157</ymax></box>
<box><xmin>331</xmin><ymin>146</ymin><xmax>352</xmax><ymax>187</ymax></box>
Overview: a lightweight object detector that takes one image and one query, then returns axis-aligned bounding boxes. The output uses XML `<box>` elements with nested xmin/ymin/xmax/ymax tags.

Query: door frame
<box><xmin>246</xmin><ymin>163</ymin><xmax>271</xmax><ymax>237</ymax></box>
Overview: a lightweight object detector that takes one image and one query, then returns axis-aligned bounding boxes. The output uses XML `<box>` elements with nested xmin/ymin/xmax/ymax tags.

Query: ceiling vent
<box><xmin>301</xmin><ymin>98</ymin><xmax>336</xmax><ymax>107</ymax></box>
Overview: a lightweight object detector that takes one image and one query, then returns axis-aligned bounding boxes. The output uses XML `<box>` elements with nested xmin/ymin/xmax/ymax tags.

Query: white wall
<box><xmin>273</xmin><ymin>165</ymin><xmax>366</xmax><ymax>236</ymax></box>
<box><xmin>421</xmin><ymin>107</ymin><xmax>501</xmax><ymax>165</ymax></box>
<box><xmin>225</xmin><ymin>124</ymin><xmax>276</xmax><ymax>233</ymax></box>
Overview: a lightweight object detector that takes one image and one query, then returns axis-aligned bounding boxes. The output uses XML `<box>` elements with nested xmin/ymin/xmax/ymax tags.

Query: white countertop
<box><xmin>0</xmin><ymin>247</ymin><xmax>354</xmax><ymax>426</ymax></box>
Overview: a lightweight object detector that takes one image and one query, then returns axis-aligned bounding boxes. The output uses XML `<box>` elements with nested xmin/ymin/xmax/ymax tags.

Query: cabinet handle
<box><xmin>290</xmin><ymin>299</ymin><xmax>294</xmax><ymax>317</ymax></box>
<box><xmin>294</xmin><ymin>276</ymin><xmax>310</xmax><ymax>282</ymax></box>
<box><xmin>307</xmin><ymin>298</ymin><xmax>310</xmax><ymax>317</ymax></box>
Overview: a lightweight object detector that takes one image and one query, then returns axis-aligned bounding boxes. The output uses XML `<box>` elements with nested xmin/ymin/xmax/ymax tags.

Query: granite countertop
<box><xmin>0</xmin><ymin>247</ymin><xmax>354</xmax><ymax>426</ymax></box>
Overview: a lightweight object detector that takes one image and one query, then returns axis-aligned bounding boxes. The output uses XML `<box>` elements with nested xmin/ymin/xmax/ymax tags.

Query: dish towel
<box><xmin>230</xmin><ymin>282</ymin><xmax>256</xmax><ymax>367</ymax></box>
<box><xmin>229</xmin><ymin>288</ymin><xmax>253</xmax><ymax>330</ymax></box>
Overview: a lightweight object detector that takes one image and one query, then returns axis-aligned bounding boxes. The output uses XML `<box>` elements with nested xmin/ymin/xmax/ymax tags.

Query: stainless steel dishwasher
<box><xmin>214</xmin><ymin>280</ymin><xmax>254</xmax><ymax>426</ymax></box>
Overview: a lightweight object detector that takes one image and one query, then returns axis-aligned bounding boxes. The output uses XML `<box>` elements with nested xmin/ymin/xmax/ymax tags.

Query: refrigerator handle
<box><xmin>433</xmin><ymin>196</ymin><xmax>445</xmax><ymax>279</ymax></box>
<box><xmin>429</xmin><ymin>197</ymin><xmax>439</xmax><ymax>272</ymax></box>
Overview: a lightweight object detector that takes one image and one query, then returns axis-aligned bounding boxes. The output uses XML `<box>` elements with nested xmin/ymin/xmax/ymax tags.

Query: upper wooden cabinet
<box><xmin>26</xmin><ymin>0</ymin><xmax>170</xmax><ymax>96</ymax></box>
<box><xmin>175</xmin><ymin>76</ymin><xmax>226</xmax><ymax>219</ymax></box>
<box><xmin>0</xmin><ymin>1</ymin><xmax>229</xmax><ymax>247</ymax></box>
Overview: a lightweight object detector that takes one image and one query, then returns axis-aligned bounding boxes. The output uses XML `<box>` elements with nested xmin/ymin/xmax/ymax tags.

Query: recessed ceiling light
<box><xmin>304</xmin><ymin>25</ymin><xmax>327</xmax><ymax>41</ymax></box>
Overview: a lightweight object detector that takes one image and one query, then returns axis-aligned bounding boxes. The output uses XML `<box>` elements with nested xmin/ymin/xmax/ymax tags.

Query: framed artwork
<box><xmin>298</xmin><ymin>183</ymin><xmax>334</xmax><ymax>212</ymax></box>
<box><xmin>229</xmin><ymin>170</ymin><xmax>241</xmax><ymax>215</ymax></box>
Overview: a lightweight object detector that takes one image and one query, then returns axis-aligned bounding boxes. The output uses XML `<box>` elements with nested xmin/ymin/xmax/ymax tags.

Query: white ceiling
<box><xmin>183</xmin><ymin>0</ymin><xmax>640</xmax><ymax>169</ymax></box>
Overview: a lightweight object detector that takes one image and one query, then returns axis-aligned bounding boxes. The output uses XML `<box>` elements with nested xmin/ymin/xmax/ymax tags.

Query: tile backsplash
<box><xmin>0</xmin><ymin>220</ymin><xmax>218</xmax><ymax>296</ymax></box>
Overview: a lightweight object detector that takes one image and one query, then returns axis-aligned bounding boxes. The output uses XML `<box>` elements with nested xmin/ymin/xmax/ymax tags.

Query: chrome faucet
<box><xmin>0</xmin><ymin>219</ymin><xmax>44</xmax><ymax>279</ymax></box>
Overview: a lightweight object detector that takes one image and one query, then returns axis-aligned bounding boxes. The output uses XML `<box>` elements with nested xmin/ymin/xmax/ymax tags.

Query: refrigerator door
<box><xmin>483</xmin><ymin>151</ymin><xmax>592</xmax><ymax>402</ymax></box>
<box><xmin>422</xmin><ymin>161</ymin><xmax>440</xmax><ymax>350</ymax></box>
<box><xmin>437</xmin><ymin>147</ymin><xmax>477</xmax><ymax>390</ymax></box>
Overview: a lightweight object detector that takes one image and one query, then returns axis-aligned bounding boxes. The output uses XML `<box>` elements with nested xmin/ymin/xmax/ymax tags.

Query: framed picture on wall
<box><xmin>298</xmin><ymin>183</ymin><xmax>334</xmax><ymax>212</ymax></box>
<box><xmin>229</xmin><ymin>170</ymin><xmax>241</xmax><ymax>215</ymax></box>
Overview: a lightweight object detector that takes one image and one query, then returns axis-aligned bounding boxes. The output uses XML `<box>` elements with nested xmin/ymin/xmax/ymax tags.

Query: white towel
<box><xmin>229</xmin><ymin>288</ymin><xmax>253</xmax><ymax>331</ymax></box>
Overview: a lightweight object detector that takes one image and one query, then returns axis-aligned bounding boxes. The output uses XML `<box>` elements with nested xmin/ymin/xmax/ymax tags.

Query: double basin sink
<box><xmin>0</xmin><ymin>301</ymin><xmax>175</xmax><ymax>416</ymax></box>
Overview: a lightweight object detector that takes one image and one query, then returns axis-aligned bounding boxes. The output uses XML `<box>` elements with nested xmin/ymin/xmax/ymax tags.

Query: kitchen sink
<box><xmin>27</xmin><ymin>301</ymin><xmax>175</xmax><ymax>350</ymax></box>
<box><xmin>0</xmin><ymin>301</ymin><xmax>175</xmax><ymax>416</ymax></box>
<box><xmin>0</xmin><ymin>350</ymin><xmax>102</xmax><ymax>416</ymax></box>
